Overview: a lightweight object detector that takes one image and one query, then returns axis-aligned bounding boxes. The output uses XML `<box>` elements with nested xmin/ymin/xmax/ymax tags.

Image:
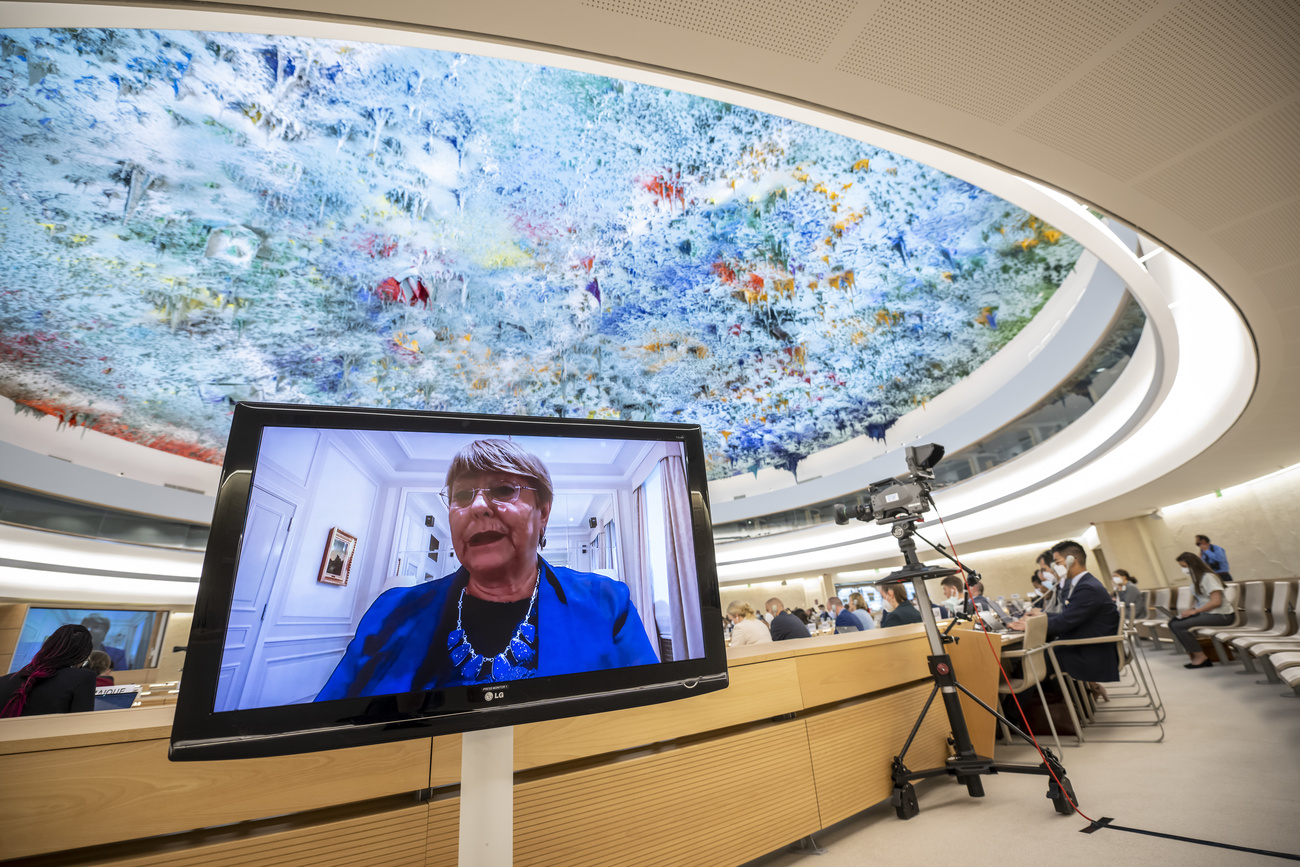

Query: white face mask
<box><xmin>1181</xmin><ymin>566</ymin><xmax>1191</xmax><ymax>576</ymax></box>
<box><xmin>883</xmin><ymin>597</ymin><xmax>897</xmax><ymax>612</ymax></box>
<box><xmin>943</xmin><ymin>596</ymin><xmax>959</xmax><ymax>611</ymax></box>
<box><xmin>1052</xmin><ymin>562</ymin><xmax>1069</xmax><ymax>578</ymax></box>
<box><xmin>1112</xmin><ymin>576</ymin><xmax>1123</xmax><ymax>586</ymax></box>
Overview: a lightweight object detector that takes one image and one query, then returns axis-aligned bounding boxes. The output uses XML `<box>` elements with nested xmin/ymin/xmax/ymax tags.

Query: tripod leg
<box><xmin>896</xmin><ymin>683</ymin><xmax>940</xmax><ymax>765</ymax></box>
<box><xmin>953</xmin><ymin>680</ymin><xmax>1041</xmax><ymax>750</ymax></box>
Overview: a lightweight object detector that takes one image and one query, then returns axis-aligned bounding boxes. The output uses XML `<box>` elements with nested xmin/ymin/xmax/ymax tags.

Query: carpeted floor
<box><xmin>743</xmin><ymin>642</ymin><xmax>1300</xmax><ymax>866</ymax></box>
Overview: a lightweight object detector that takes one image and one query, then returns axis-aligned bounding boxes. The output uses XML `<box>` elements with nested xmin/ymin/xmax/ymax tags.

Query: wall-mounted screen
<box><xmin>171</xmin><ymin>402</ymin><xmax>727</xmax><ymax>760</ymax></box>
<box><xmin>9</xmin><ymin>607</ymin><xmax>168</xmax><ymax>674</ymax></box>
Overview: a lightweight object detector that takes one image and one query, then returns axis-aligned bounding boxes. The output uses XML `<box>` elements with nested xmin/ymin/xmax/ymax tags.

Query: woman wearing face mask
<box><xmin>1112</xmin><ymin>570</ymin><xmax>1145</xmax><ymax>620</ymax></box>
<box><xmin>879</xmin><ymin>584</ymin><xmax>923</xmax><ymax>628</ymax></box>
<box><xmin>726</xmin><ymin>601</ymin><xmax>773</xmax><ymax>647</ymax></box>
<box><xmin>1169</xmin><ymin>553</ymin><xmax>1234</xmax><ymax>668</ymax></box>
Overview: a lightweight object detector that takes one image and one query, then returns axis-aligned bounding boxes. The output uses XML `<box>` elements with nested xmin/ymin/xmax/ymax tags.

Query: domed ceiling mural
<box><xmin>0</xmin><ymin>28</ymin><xmax>1084</xmax><ymax>479</ymax></box>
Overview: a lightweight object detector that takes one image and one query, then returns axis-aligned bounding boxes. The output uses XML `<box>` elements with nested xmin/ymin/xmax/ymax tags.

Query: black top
<box><xmin>461</xmin><ymin>593</ymin><xmax>533</xmax><ymax>656</ymax></box>
<box><xmin>881</xmin><ymin>603</ymin><xmax>924</xmax><ymax>628</ymax></box>
<box><xmin>769</xmin><ymin>610</ymin><xmax>811</xmax><ymax>641</ymax></box>
<box><xmin>0</xmin><ymin>667</ymin><xmax>96</xmax><ymax>716</ymax></box>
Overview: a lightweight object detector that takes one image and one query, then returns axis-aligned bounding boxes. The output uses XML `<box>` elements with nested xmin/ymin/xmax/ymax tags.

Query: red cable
<box><xmin>926</xmin><ymin>503</ymin><xmax>1094</xmax><ymax>822</ymax></box>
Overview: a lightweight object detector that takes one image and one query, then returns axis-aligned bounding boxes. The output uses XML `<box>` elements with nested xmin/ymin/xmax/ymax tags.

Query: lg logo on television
<box><xmin>484</xmin><ymin>690</ymin><xmax>505</xmax><ymax>702</ymax></box>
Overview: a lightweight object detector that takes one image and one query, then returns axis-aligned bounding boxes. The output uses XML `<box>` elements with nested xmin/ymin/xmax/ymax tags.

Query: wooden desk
<box><xmin>0</xmin><ymin>624</ymin><xmax>1000</xmax><ymax>866</ymax></box>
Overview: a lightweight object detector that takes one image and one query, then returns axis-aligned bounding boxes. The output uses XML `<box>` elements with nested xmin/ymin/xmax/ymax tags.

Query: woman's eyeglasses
<box><xmin>441</xmin><ymin>483</ymin><xmax>538</xmax><ymax>509</ymax></box>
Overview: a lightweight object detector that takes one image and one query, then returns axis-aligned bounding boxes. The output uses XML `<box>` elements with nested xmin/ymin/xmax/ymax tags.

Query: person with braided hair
<box><xmin>0</xmin><ymin>624</ymin><xmax>96</xmax><ymax>718</ymax></box>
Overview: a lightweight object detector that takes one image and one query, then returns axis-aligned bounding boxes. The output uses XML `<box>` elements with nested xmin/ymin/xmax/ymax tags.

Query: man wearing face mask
<box><xmin>1011</xmin><ymin>541</ymin><xmax>1120</xmax><ymax>687</ymax></box>
<box><xmin>939</xmin><ymin>575</ymin><xmax>970</xmax><ymax>617</ymax></box>
<box><xmin>1034</xmin><ymin>551</ymin><xmax>1063</xmax><ymax>614</ymax></box>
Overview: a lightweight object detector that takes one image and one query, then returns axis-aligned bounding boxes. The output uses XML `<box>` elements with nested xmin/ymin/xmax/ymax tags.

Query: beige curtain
<box><xmin>629</xmin><ymin>485</ymin><xmax>662</xmax><ymax>660</ymax></box>
<box><xmin>660</xmin><ymin>455</ymin><xmax>705</xmax><ymax>661</ymax></box>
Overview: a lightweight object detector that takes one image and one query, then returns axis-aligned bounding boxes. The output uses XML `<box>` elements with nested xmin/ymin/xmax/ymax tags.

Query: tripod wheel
<box><xmin>892</xmin><ymin>782</ymin><xmax>920</xmax><ymax>820</ymax></box>
<box><xmin>1048</xmin><ymin>775</ymin><xmax>1077</xmax><ymax>815</ymax></box>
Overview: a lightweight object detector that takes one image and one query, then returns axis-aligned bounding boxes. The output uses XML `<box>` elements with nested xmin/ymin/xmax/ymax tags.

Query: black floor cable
<box><xmin>921</xmin><ymin>510</ymin><xmax>1300</xmax><ymax>865</ymax></box>
<box><xmin>1081</xmin><ymin>817</ymin><xmax>1300</xmax><ymax>861</ymax></box>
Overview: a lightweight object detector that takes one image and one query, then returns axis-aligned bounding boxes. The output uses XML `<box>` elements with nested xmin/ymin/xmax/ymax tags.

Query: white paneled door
<box><xmin>215</xmin><ymin>485</ymin><xmax>295</xmax><ymax>712</ymax></box>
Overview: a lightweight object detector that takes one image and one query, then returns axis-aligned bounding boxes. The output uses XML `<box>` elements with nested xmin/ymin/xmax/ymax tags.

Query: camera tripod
<box><xmin>873</xmin><ymin>517</ymin><xmax>1078</xmax><ymax>818</ymax></box>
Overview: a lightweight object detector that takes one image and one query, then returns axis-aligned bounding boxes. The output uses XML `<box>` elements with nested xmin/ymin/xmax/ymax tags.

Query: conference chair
<box><xmin>1227</xmin><ymin>581</ymin><xmax>1296</xmax><ymax>674</ymax></box>
<box><xmin>1044</xmin><ymin>606</ymin><xmax>1165</xmax><ymax>744</ymax></box>
<box><xmin>1230</xmin><ymin>582</ymin><xmax>1297</xmax><ymax>668</ymax></box>
<box><xmin>1153</xmin><ymin>586</ymin><xmax>1194</xmax><ymax>651</ymax></box>
<box><xmin>1235</xmin><ymin>582</ymin><xmax>1300</xmax><ymax>682</ymax></box>
<box><xmin>1248</xmin><ymin>638</ymin><xmax>1300</xmax><ymax>683</ymax></box>
<box><xmin>1102</xmin><ymin>601</ymin><xmax>1168</xmax><ymax>722</ymax></box>
<box><xmin>1267</xmin><ymin>652</ymin><xmax>1300</xmax><ymax>697</ymax></box>
<box><xmin>1136</xmin><ymin>587</ymin><xmax>1172</xmax><ymax>642</ymax></box>
<box><xmin>996</xmin><ymin>614</ymin><xmax>1063</xmax><ymax>754</ymax></box>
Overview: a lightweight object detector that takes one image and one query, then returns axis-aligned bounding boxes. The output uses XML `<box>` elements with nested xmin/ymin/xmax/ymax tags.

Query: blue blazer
<box><xmin>317</xmin><ymin>558</ymin><xmax>659</xmax><ymax>700</ymax></box>
<box><xmin>1045</xmin><ymin>572</ymin><xmax>1121</xmax><ymax>682</ymax></box>
<box><xmin>834</xmin><ymin>609</ymin><xmax>861</xmax><ymax>633</ymax></box>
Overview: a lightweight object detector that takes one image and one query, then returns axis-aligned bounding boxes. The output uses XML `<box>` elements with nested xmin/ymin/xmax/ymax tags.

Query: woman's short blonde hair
<box><xmin>726</xmin><ymin>601</ymin><xmax>756</xmax><ymax>620</ymax></box>
<box><xmin>849</xmin><ymin>592</ymin><xmax>869</xmax><ymax>611</ymax></box>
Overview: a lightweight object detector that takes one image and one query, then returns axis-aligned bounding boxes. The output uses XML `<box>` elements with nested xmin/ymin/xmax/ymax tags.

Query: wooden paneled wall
<box><xmin>0</xmin><ymin>624</ymin><xmax>1000</xmax><ymax>866</ymax></box>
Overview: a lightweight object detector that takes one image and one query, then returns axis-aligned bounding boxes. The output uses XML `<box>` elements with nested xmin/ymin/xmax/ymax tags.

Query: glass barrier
<box><xmin>0</xmin><ymin>483</ymin><xmax>210</xmax><ymax>551</ymax></box>
<box><xmin>713</xmin><ymin>292</ymin><xmax>1147</xmax><ymax>543</ymax></box>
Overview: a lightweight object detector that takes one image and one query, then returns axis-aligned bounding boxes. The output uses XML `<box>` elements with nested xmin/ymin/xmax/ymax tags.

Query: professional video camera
<box><xmin>833</xmin><ymin>443</ymin><xmax>945</xmax><ymax>526</ymax></box>
<box><xmin>826</xmin><ymin>440</ymin><xmax>1076</xmax><ymax>821</ymax></box>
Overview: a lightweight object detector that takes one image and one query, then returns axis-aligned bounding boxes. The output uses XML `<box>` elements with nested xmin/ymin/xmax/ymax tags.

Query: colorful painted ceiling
<box><xmin>0</xmin><ymin>28</ymin><xmax>1084</xmax><ymax>478</ymax></box>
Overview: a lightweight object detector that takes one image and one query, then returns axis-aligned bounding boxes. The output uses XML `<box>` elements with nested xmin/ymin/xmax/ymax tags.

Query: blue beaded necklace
<box><xmin>447</xmin><ymin>568</ymin><xmax>539</xmax><ymax>682</ymax></box>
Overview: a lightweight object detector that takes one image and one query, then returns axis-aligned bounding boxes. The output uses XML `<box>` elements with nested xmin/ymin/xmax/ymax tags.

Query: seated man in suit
<box><xmin>765</xmin><ymin>597</ymin><xmax>811</xmax><ymax>641</ymax></box>
<box><xmin>1011</xmin><ymin>540</ymin><xmax>1119</xmax><ymax>699</ymax></box>
<box><xmin>828</xmin><ymin>597</ymin><xmax>860</xmax><ymax>633</ymax></box>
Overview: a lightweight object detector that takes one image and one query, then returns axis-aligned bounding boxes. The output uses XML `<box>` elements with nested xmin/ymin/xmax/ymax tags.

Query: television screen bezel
<box><xmin>170</xmin><ymin>402</ymin><xmax>728</xmax><ymax>761</ymax></box>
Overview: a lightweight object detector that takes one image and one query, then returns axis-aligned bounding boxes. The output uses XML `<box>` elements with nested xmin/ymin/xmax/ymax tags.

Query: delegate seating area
<box><xmin>1134</xmin><ymin>578</ymin><xmax>1300</xmax><ymax>697</ymax></box>
<box><xmin>999</xmin><ymin>577</ymin><xmax>1300</xmax><ymax>752</ymax></box>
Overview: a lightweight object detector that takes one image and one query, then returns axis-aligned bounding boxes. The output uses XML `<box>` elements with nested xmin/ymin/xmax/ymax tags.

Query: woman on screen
<box><xmin>317</xmin><ymin>439</ymin><xmax>658</xmax><ymax>699</ymax></box>
<box><xmin>0</xmin><ymin>624</ymin><xmax>96</xmax><ymax>718</ymax></box>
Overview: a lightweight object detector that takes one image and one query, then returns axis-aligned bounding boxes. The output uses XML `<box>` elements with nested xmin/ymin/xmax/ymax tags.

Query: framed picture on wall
<box><xmin>317</xmin><ymin>528</ymin><xmax>358</xmax><ymax>586</ymax></box>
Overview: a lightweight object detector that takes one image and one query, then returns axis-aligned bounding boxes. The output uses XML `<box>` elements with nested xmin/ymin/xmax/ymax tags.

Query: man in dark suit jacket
<box><xmin>765</xmin><ymin>598</ymin><xmax>811</xmax><ymax>641</ymax></box>
<box><xmin>1012</xmin><ymin>540</ymin><xmax>1119</xmax><ymax>684</ymax></box>
<box><xmin>828</xmin><ymin>598</ymin><xmax>861</xmax><ymax>633</ymax></box>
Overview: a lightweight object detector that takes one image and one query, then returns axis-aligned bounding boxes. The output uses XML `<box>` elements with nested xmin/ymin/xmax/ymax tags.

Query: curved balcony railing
<box><xmin>0</xmin><ymin>483</ymin><xmax>210</xmax><ymax>551</ymax></box>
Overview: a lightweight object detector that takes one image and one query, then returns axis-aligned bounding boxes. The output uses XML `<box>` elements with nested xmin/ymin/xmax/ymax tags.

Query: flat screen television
<box><xmin>170</xmin><ymin>402</ymin><xmax>727</xmax><ymax>760</ymax></box>
<box><xmin>9</xmin><ymin>607</ymin><xmax>168</xmax><ymax>674</ymax></box>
